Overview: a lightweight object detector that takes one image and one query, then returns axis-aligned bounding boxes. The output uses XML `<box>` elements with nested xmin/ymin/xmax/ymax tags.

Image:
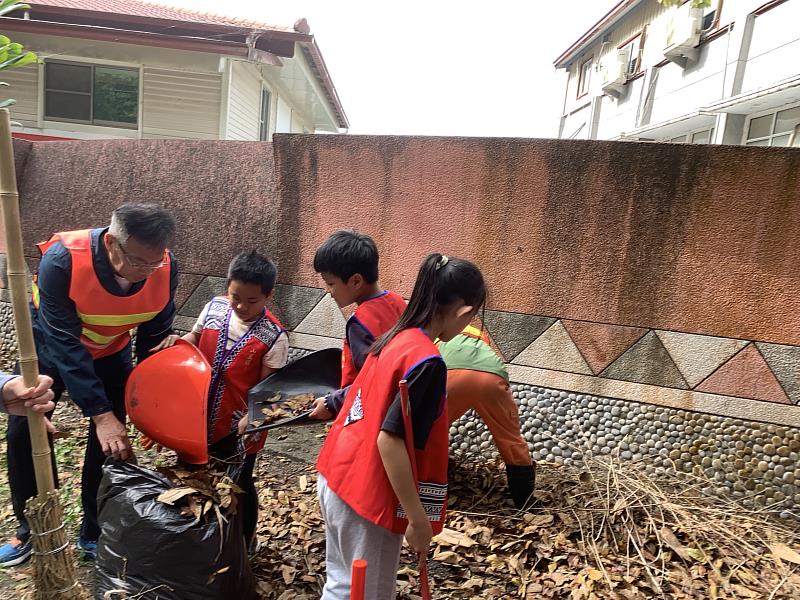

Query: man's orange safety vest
<box><xmin>32</xmin><ymin>229</ymin><xmax>171</xmax><ymax>359</ymax></box>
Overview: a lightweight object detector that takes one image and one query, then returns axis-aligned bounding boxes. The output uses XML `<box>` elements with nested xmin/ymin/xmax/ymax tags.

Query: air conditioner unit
<box><xmin>600</xmin><ymin>46</ymin><xmax>631</xmax><ymax>98</ymax></box>
<box><xmin>664</xmin><ymin>3</ymin><xmax>703</xmax><ymax>65</ymax></box>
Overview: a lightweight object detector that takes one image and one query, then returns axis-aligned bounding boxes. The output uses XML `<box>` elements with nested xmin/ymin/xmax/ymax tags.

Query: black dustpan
<box><xmin>245</xmin><ymin>347</ymin><xmax>342</xmax><ymax>433</ymax></box>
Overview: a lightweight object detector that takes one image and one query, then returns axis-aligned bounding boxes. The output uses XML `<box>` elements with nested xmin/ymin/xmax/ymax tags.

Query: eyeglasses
<box><xmin>116</xmin><ymin>239</ymin><xmax>167</xmax><ymax>271</ymax></box>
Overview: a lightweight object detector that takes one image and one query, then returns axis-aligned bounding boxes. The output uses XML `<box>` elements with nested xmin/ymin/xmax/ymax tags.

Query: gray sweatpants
<box><xmin>318</xmin><ymin>474</ymin><xmax>403</xmax><ymax>600</ymax></box>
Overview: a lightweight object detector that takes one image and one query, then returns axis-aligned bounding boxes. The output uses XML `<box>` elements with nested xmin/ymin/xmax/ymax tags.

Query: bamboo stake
<box><xmin>0</xmin><ymin>109</ymin><xmax>54</xmax><ymax>493</ymax></box>
<box><xmin>0</xmin><ymin>109</ymin><xmax>86</xmax><ymax>599</ymax></box>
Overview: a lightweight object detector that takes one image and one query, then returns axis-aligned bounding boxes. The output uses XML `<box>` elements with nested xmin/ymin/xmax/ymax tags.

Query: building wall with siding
<box><xmin>141</xmin><ymin>68</ymin><xmax>221</xmax><ymax>140</ymax></box>
<box><xmin>1</xmin><ymin>65</ymin><xmax>38</xmax><ymax>128</ymax></box>
<box><xmin>226</xmin><ymin>60</ymin><xmax>263</xmax><ymax>141</ymax></box>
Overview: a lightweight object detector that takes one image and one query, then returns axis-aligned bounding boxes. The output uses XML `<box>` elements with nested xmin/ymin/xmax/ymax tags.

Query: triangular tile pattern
<box><xmin>174</xmin><ymin>273</ymin><xmax>204</xmax><ymax>315</ymax></box>
<box><xmin>513</xmin><ymin>321</ymin><xmax>593</xmax><ymax>375</ymax></box>
<box><xmin>270</xmin><ymin>284</ymin><xmax>326</xmax><ymax>331</ymax></box>
<box><xmin>561</xmin><ymin>320</ymin><xmax>647</xmax><ymax>375</ymax></box>
<box><xmin>601</xmin><ymin>331</ymin><xmax>689</xmax><ymax>389</ymax></box>
<box><xmin>756</xmin><ymin>342</ymin><xmax>800</xmax><ymax>404</ymax></box>
<box><xmin>294</xmin><ymin>294</ymin><xmax>347</xmax><ymax>338</ymax></box>
<box><xmin>696</xmin><ymin>344</ymin><xmax>791</xmax><ymax>404</ymax></box>
<box><xmin>482</xmin><ymin>310</ymin><xmax>555</xmax><ymax>362</ymax></box>
<box><xmin>464</xmin><ymin>314</ymin><xmax>505</xmax><ymax>358</ymax></box>
<box><xmin>179</xmin><ymin>276</ymin><xmax>227</xmax><ymax>317</ymax></box>
<box><xmin>656</xmin><ymin>330</ymin><xmax>749</xmax><ymax>388</ymax></box>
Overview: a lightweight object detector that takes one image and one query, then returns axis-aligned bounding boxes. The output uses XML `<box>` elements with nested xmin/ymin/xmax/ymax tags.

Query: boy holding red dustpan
<box><xmin>154</xmin><ymin>251</ymin><xmax>288</xmax><ymax>550</ymax></box>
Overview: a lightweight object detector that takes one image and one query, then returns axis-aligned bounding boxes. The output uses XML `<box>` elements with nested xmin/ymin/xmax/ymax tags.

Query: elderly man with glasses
<box><xmin>0</xmin><ymin>203</ymin><xmax>179</xmax><ymax>567</ymax></box>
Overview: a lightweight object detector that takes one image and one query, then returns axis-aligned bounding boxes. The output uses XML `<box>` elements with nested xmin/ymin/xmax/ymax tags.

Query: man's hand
<box><xmin>150</xmin><ymin>334</ymin><xmax>181</xmax><ymax>352</ymax></box>
<box><xmin>2</xmin><ymin>375</ymin><xmax>56</xmax><ymax>416</ymax></box>
<box><xmin>93</xmin><ymin>412</ymin><xmax>134</xmax><ymax>461</ymax></box>
<box><xmin>309</xmin><ymin>396</ymin><xmax>333</xmax><ymax>420</ymax></box>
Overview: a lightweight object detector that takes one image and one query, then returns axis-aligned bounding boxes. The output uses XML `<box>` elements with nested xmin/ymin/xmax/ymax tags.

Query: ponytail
<box><xmin>370</xmin><ymin>253</ymin><xmax>486</xmax><ymax>355</ymax></box>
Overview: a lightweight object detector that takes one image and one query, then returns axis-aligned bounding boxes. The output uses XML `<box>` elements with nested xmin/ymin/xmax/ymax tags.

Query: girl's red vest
<box><xmin>32</xmin><ymin>229</ymin><xmax>171</xmax><ymax>359</ymax></box>
<box><xmin>197</xmin><ymin>297</ymin><xmax>284</xmax><ymax>454</ymax></box>
<box><xmin>317</xmin><ymin>327</ymin><xmax>449</xmax><ymax>535</ymax></box>
<box><xmin>341</xmin><ymin>290</ymin><xmax>406</xmax><ymax>387</ymax></box>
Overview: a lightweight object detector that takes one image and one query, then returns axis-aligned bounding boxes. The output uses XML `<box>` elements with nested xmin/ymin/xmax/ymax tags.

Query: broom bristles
<box><xmin>26</xmin><ymin>491</ymin><xmax>90</xmax><ymax>600</ymax></box>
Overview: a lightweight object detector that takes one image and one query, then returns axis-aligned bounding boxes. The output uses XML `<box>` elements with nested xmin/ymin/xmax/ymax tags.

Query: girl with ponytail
<box><xmin>316</xmin><ymin>253</ymin><xmax>486</xmax><ymax>600</ymax></box>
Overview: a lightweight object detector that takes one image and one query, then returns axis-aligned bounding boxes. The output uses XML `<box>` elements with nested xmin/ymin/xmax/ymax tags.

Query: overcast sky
<box><xmin>159</xmin><ymin>0</ymin><xmax>611</xmax><ymax>137</ymax></box>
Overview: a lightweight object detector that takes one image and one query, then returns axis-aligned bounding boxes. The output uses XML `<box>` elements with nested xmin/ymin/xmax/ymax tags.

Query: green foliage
<box><xmin>0</xmin><ymin>0</ymin><xmax>31</xmax><ymax>18</ymax></box>
<box><xmin>659</xmin><ymin>0</ymin><xmax>712</xmax><ymax>7</ymax></box>
<box><xmin>1</xmin><ymin>1</ymin><xmax>39</xmax><ymax>108</ymax></box>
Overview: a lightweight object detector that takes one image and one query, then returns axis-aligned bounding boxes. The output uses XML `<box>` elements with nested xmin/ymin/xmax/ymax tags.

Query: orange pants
<box><xmin>447</xmin><ymin>369</ymin><xmax>532</xmax><ymax>467</ymax></box>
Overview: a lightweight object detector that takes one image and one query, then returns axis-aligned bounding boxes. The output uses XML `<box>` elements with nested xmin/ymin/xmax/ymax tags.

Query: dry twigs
<box><xmin>249</xmin><ymin>452</ymin><xmax>800</xmax><ymax>599</ymax></box>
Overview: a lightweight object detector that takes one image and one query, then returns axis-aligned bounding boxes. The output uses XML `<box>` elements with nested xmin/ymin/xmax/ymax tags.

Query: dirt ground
<box><xmin>0</xmin><ymin>401</ymin><xmax>329</xmax><ymax>599</ymax></box>
<box><xmin>3</xmin><ymin>402</ymin><xmax>799</xmax><ymax>600</ymax></box>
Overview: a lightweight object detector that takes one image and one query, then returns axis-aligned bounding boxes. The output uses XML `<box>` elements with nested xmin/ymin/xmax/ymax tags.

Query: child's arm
<box><xmin>377</xmin><ymin>430</ymin><xmax>433</xmax><ymax>554</ymax></box>
<box><xmin>260</xmin><ymin>332</ymin><xmax>289</xmax><ymax>380</ymax></box>
<box><xmin>182</xmin><ymin>331</ymin><xmax>199</xmax><ymax>345</ymax></box>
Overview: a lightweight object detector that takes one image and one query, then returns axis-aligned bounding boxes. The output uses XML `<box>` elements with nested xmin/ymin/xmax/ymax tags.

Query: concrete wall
<box><xmin>2</xmin><ymin>134</ymin><xmax>800</xmax><ymax>508</ymax></box>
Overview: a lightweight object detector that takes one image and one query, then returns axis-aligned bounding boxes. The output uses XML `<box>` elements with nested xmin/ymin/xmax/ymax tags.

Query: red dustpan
<box><xmin>125</xmin><ymin>339</ymin><xmax>211</xmax><ymax>464</ymax></box>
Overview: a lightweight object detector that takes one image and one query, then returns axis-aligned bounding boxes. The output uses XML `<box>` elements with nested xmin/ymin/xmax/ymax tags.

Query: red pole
<box><xmin>350</xmin><ymin>559</ymin><xmax>367</xmax><ymax>600</ymax></box>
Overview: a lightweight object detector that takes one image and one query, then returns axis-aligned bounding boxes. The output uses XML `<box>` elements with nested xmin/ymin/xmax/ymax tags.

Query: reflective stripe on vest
<box><xmin>33</xmin><ymin>229</ymin><xmax>171</xmax><ymax>359</ymax></box>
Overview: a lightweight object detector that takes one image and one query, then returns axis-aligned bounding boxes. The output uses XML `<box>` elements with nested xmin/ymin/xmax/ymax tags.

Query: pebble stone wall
<box><xmin>2</xmin><ymin>309</ymin><xmax>796</xmax><ymax>515</ymax></box>
<box><xmin>282</xmin><ymin>345</ymin><xmax>800</xmax><ymax>515</ymax></box>
<box><xmin>452</xmin><ymin>384</ymin><xmax>799</xmax><ymax>516</ymax></box>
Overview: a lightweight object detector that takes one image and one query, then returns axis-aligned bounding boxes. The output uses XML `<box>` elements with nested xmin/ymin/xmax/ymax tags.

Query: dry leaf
<box><xmin>587</xmin><ymin>568</ymin><xmax>603</xmax><ymax>581</ymax></box>
<box><xmin>157</xmin><ymin>487</ymin><xmax>198</xmax><ymax>505</ymax></box>
<box><xmin>770</xmin><ymin>543</ymin><xmax>800</xmax><ymax>565</ymax></box>
<box><xmin>280</xmin><ymin>564</ymin><xmax>297</xmax><ymax>585</ymax></box>
<box><xmin>660</xmin><ymin>526</ymin><xmax>691</xmax><ymax>561</ymax></box>
<box><xmin>434</xmin><ymin>527</ymin><xmax>477</xmax><ymax>548</ymax></box>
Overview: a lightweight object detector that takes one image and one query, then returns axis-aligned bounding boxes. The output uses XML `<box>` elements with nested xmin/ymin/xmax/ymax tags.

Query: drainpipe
<box><xmin>702</xmin><ymin>0</ymin><xmax>724</xmax><ymax>33</ymax></box>
<box><xmin>246</xmin><ymin>31</ymin><xmax>262</xmax><ymax>61</ymax></box>
<box><xmin>789</xmin><ymin>123</ymin><xmax>800</xmax><ymax>148</ymax></box>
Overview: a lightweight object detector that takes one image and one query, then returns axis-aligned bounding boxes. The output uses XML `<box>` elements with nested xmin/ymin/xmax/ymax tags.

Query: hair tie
<box><xmin>436</xmin><ymin>255</ymin><xmax>449</xmax><ymax>270</ymax></box>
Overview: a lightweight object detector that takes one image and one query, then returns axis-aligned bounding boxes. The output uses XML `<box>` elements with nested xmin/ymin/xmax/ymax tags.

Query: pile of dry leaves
<box><xmin>156</xmin><ymin>462</ymin><xmax>242</xmax><ymax>521</ymax></box>
<box><xmin>248</xmin><ymin>393</ymin><xmax>315</xmax><ymax>431</ymax></box>
<box><xmin>249</xmin><ymin>454</ymin><xmax>800</xmax><ymax>599</ymax></box>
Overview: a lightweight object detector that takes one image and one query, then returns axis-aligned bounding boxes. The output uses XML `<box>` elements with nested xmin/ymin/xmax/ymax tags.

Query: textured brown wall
<box><xmin>271</xmin><ymin>135</ymin><xmax>800</xmax><ymax>346</ymax></box>
<box><xmin>8</xmin><ymin>135</ymin><xmax>800</xmax><ymax>347</ymax></box>
<box><xmin>15</xmin><ymin>139</ymin><xmax>279</xmax><ymax>277</ymax></box>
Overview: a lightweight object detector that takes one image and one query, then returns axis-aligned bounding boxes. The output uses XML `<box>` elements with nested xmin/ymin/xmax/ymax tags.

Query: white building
<box><xmin>554</xmin><ymin>0</ymin><xmax>800</xmax><ymax>146</ymax></box>
<box><xmin>0</xmin><ymin>0</ymin><xmax>348</xmax><ymax>141</ymax></box>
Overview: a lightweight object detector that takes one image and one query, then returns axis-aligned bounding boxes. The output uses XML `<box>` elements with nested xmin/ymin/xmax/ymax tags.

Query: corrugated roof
<box><xmin>30</xmin><ymin>0</ymin><xmax>293</xmax><ymax>32</ymax></box>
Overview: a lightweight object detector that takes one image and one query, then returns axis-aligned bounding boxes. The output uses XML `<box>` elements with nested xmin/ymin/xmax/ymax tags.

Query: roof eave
<box><xmin>553</xmin><ymin>0</ymin><xmax>643</xmax><ymax>68</ymax></box>
<box><xmin>0</xmin><ymin>15</ymin><xmax>250</xmax><ymax>55</ymax></box>
<box><xmin>300</xmin><ymin>38</ymin><xmax>349</xmax><ymax>129</ymax></box>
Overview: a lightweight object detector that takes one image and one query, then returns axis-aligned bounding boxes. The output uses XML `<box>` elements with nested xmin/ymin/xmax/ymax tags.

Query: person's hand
<box><xmin>309</xmin><ymin>396</ymin><xmax>333</xmax><ymax>420</ymax></box>
<box><xmin>139</xmin><ymin>434</ymin><xmax>162</xmax><ymax>452</ymax></box>
<box><xmin>237</xmin><ymin>414</ymin><xmax>249</xmax><ymax>436</ymax></box>
<box><xmin>404</xmin><ymin>518</ymin><xmax>433</xmax><ymax>555</ymax></box>
<box><xmin>93</xmin><ymin>412</ymin><xmax>134</xmax><ymax>461</ymax></box>
<box><xmin>150</xmin><ymin>334</ymin><xmax>181</xmax><ymax>352</ymax></box>
<box><xmin>2</xmin><ymin>375</ymin><xmax>56</xmax><ymax>416</ymax></box>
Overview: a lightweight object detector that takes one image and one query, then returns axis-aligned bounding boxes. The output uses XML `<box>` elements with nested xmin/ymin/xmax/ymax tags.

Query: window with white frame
<box><xmin>44</xmin><ymin>60</ymin><xmax>139</xmax><ymax>128</ymax></box>
<box><xmin>258</xmin><ymin>87</ymin><xmax>271</xmax><ymax>141</ymax></box>
<box><xmin>665</xmin><ymin>128</ymin><xmax>713</xmax><ymax>144</ymax></box>
<box><xmin>577</xmin><ymin>57</ymin><xmax>592</xmax><ymax>97</ymax></box>
<box><xmin>619</xmin><ymin>33</ymin><xmax>643</xmax><ymax>76</ymax></box>
<box><xmin>745</xmin><ymin>104</ymin><xmax>800</xmax><ymax>147</ymax></box>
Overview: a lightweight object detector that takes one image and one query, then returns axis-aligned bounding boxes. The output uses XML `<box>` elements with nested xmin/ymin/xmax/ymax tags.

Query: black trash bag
<box><xmin>94</xmin><ymin>460</ymin><xmax>257</xmax><ymax>600</ymax></box>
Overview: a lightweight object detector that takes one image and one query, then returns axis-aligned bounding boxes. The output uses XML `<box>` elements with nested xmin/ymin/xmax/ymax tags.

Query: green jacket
<box><xmin>437</xmin><ymin>327</ymin><xmax>508</xmax><ymax>382</ymax></box>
